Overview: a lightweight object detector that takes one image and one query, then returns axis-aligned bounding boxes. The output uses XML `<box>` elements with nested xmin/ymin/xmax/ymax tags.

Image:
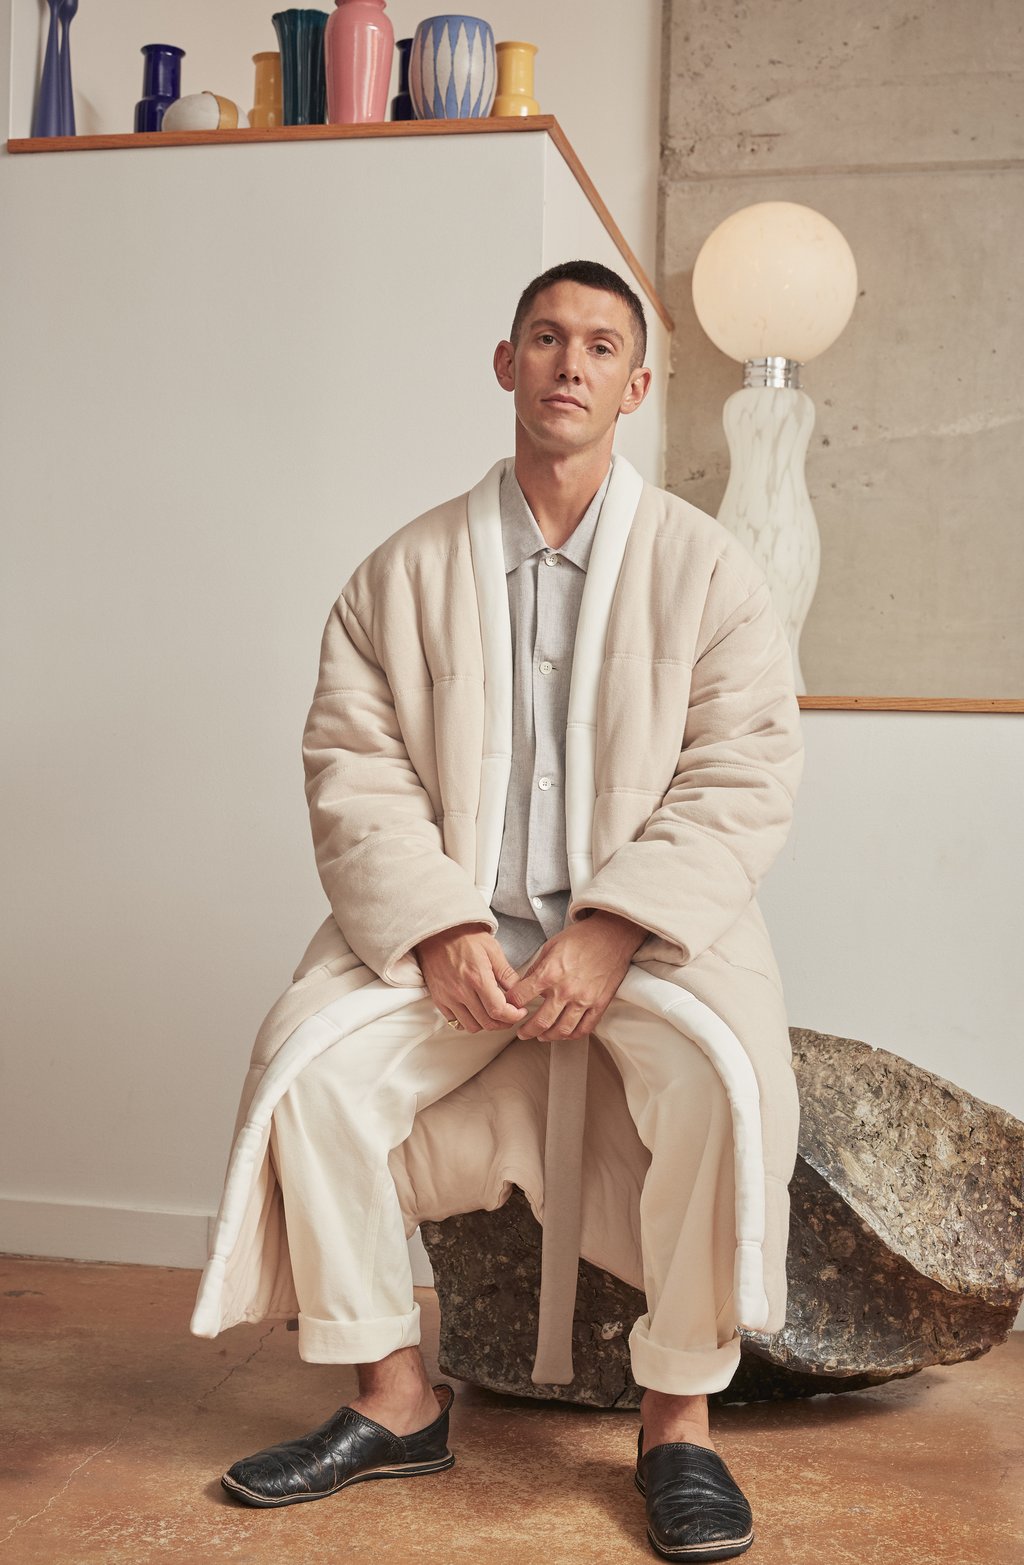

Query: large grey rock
<box><xmin>419</xmin><ymin>1029</ymin><xmax>1024</xmax><ymax>1405</ymax></box>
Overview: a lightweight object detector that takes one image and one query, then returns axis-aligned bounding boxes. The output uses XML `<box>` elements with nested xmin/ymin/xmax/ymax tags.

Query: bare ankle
<box><xmin>640</xmin><ymin>1389</ymin><xmax>714</xmax><ymax>1452</ymax></box>
<box><xmin>351</xmin><ymin>1347</ymin><xmax>439</xmax><ymax>1435</ymax></box>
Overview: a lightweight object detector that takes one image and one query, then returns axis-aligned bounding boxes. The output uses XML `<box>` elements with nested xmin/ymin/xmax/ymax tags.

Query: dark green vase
<box><xmin>272</xmin><ymin>9</ymin><xmax>329</xmax><ymax>126</ymax></box>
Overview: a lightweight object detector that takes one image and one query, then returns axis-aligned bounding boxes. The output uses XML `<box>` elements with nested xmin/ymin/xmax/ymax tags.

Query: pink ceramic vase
<box><xmin>325</xmin><ymin>0</ymin><xmax>394</xmax><ymax>124</ymax></box>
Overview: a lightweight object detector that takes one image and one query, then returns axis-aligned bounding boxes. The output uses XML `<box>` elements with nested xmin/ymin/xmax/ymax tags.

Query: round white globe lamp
<box><xmin>691</xmin><ymin>201</ymin><xmax>858</xmax><ymax>693</ymax></box>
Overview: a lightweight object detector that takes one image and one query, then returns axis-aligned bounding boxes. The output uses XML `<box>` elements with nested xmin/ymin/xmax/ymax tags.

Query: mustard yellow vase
<box><xmin>250</xmin><ymin>51</ymin><xmax>284</xmax><ymax>127</ymax></box>
<box><xmin>491</xmin><ymin>41</ymin><xmax>539</xmax><ymax>117</ymax></box>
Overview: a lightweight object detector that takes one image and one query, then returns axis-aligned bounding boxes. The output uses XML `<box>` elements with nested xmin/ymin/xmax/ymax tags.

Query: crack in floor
<box><xmin>3</xmin><ymin>1326</ymin><xmax>276</xmax><ymax>1546</ymax></box>
<box><xmin>195</xmin><ymin>1323</ymin><xmax>277</xmax><ymax>1408</ymax></box>
<box><xmin>0</xmin><ymin>1412</ymin><xmax>138</xmax><ymax>1546</ymax></box>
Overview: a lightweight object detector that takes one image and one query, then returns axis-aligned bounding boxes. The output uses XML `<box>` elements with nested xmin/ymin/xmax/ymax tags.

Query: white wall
<box><xmin>9</xmin><ymin>0</ymin><xmax>662</xmax><ymax>275</ymax></box>
<box><xmin>762</xmin><ymin>712</ymin><xmax>1024</xmax><ymax>1125</ymax></box>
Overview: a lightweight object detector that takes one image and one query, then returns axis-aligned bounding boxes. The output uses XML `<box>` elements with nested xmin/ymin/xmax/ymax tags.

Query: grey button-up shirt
<box><xmin>489</xmin><ymin>463</ymin><xmax>613</xmax><ymax>971</ymax></box>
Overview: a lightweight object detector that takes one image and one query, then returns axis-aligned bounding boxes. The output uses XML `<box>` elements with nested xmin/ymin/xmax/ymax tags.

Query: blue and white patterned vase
<box><xmin>409</xmin><ymin>15</ymin><xmax>496</xmax><ymax>120</ymax></box>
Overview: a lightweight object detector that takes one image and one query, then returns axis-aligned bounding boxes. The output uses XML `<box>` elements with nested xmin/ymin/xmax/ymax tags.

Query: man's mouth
<box><xmin>544</xmin><ymin>394</ymin><xmax>585</xmax><ymax>409</ymax></box>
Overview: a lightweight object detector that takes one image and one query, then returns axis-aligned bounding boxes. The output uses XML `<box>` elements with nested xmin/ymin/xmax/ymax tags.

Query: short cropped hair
<box><xmin>509</xmin><ymin>260</ymin><xmax>648</xmax><ymax>371</ymax></box>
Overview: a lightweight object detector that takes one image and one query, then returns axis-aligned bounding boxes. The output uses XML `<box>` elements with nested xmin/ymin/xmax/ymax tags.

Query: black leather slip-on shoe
<box><xmin>220</xmin><ymin>1383</ymin><xmax>455</xmax><ymax>1508</ymax></box>
<box><xmin>634</xmin><ymin>1428</ymin><xmax>754</xmax><ymax>1561</ymax></box>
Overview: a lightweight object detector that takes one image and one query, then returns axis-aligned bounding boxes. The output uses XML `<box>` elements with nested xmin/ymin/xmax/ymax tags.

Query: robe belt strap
<box><xmin>529</xmin><ymin>1034</ymin><xmax>590</xmax><ymax>1385</ymax></box>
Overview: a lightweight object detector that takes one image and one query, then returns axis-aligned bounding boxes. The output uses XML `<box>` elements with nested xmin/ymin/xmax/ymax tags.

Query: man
<box><xmin>191</xmin><ymin>259</ymin><xmax>804</xmax><ymax>1562</ymax></box>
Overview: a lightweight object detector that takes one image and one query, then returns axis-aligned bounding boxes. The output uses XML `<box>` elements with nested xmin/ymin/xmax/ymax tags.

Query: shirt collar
<box><xmin>499</xmin><ymin>461</ymin><xmax>613</xmax><ymax>575</ymax></box>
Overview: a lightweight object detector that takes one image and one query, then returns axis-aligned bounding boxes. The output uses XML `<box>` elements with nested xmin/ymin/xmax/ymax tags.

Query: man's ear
<box><xmin>619</xmin><ymin>365</ymin><xmax>653</xmax><ymax>417</ymax></box>
<box><xmin>493</xmin><ymin>339</ymin><xmax>516</xmax><ymax>393</ymax></box>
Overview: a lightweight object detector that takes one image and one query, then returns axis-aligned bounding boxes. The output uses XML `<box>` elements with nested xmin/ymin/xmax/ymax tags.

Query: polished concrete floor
<box><xmin>2</xmin><ymin>1254</ymin><xmax>1022</xmax><ymax>1564</ymax></box>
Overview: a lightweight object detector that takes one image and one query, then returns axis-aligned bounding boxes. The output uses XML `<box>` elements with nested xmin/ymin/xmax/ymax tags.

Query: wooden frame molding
<box><xmin>797</xmin><ymin>697</ymin><xmax>1024</xmax><ymax>713</ymax></box>
<box><xmin>5</xmin><ymin>115</ymin><xmax>673</xmax><ymax>332</ymax></box>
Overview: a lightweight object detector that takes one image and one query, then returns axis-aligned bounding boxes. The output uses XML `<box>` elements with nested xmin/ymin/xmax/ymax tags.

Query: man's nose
<box><xmin>557</xmin><ymin>352</ymin><xmax>582</xmax><ymax>382</ymax></box>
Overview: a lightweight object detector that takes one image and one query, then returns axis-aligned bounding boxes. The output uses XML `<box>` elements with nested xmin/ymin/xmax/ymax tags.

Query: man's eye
<box><xmin>538</xmin><ymin>333</ymin><xmax>556</xmax><ymax>344</ymax></box>
<box><xmin>593</xmin><ymin>343</ymin><xmax>613</xmax><ymax>355</ymax></box>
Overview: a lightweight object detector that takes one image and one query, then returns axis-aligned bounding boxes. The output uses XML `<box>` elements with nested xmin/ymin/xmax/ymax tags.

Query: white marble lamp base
<box><xmin>716</xmin><ymin>386</ymin><xmax>821</xmax><ymax>695</ymax></box>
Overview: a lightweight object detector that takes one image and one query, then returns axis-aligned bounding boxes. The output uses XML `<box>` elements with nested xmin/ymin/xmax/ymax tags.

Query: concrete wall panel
<box><xmin>661</xmin><ymin>3</ymin><xmax>1023</xmax><ymax>696</ymax></box>
<box><xmin>665</xmin><ymin>0</ymin><xmax>1024</xmax><ymax>176</ymax></box>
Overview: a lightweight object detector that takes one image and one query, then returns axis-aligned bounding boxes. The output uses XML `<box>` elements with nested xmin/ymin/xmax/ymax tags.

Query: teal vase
<box><xmin>272</xmin><ymin>9</ymin><xmax>329</xmax><ymax>125</ymax></box>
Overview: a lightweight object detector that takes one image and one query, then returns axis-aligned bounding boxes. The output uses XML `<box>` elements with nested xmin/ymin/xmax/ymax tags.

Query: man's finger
<box><xmin>505</xmin><ymin>970</ymin><xmax>539</xmax><ymax>1008</ymax></box>
<box><xmin>480</xmin><ymin>969</ymin><xmax>528</xmax><ymax>1025</ymax></box>
<box><xmin>516</xmin><ymin>998</ymin><xmax>562</xmax><ymax>1039</ymax></box>
<box><xmin>545</xmin><ymin>1002</ymin><xmax>588</xmax><ymax>1040</ymax></box>
<box><xmin>492</xmin><ymin>966</ymin><xmax>529</xmax><ymax>1018</ymax></box>
<box><xmin>503</xmin><ymin>944</ymin><xmax>549</xmax><ymax>1007</ymax></box>
<box><xmin>494</xmin><ymin>961</ymin><xmax>522</xmax><ymax>991</ymax></box>
<box><xmin>478</xmin><ymin>950</ymin><xmax>529</xmax><ymax>1017</ymax></box>
<box><xmin>443</xmin><ymin>971</ymin><xmax>517</xmax><ymax>1032</ymax></box>
<box><xmin>494</xmin><ymin>999</ymin><xmax>530</xmax><ymax>1024</ymax></box>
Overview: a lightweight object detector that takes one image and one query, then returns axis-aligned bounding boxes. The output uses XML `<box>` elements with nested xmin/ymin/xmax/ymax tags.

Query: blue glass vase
<box><xmin>272</xmin><ymin>9</ymin><xmax>329</xmax><ymax>127</ymax></box>
<box><xmin>134</xmin><ymin>44</ymin><xmax>185</xmax><ymax>133</ymax></box>
<box><xmin>390</xmin><ymin>38</ymin><xmax>414</xmax><ymax>121</ymax></box>
<box><xmin>32</xmin><ymin>2</ymin><xmax>64</xmax><ymax>137</ymax></box>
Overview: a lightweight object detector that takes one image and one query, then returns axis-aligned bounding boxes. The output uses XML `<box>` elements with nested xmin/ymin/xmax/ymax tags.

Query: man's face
<box><xmin>493</xmin><ymin>281</ymin><xmax>650</xmax><ymax>456</ymax></box>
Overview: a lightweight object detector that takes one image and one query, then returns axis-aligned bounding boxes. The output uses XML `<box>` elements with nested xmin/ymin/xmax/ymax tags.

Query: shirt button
<box><xmin>543</xmin><ymin>553</ymin><xmax>559</xmax><ymax>567</ymax></box>
<box><xmin>531</xmin><ymin>896</ymin><xmax>543</xmax><ymax>909</ymax></box>
<box><xmin>539</xmin><ymin>659</ymin><xmax>553</xmax><ymax>674</ymax></box>
<box><xmin>537</xmin><ymin>776</ymin><xmax>552</xmax><ymax>790</ymax></box>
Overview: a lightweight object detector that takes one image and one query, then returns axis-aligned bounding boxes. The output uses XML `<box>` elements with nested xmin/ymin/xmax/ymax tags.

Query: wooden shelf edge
<box><xmin>7</xmin><ymin>115</ymin><xmax>555</xmax><ymax>154</ymax></box>
<box><xmin>5</xmin><ymin>114</ymin><xmax>673</xmax><ymax>331</ymax></box>
<box><xmin>796</xmin><ymin>696</ymin><xmax>1024</xmax><ymax>712</ymax></box>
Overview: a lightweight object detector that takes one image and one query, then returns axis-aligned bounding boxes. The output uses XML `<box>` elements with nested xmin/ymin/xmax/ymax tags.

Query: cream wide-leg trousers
<box><xmin>268</xmin><ymin>991</ymin><xmax>741</xmax><ymax>1396</ymax></box>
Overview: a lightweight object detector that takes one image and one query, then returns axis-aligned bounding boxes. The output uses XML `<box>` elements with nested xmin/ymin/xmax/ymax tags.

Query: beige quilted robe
<box><xmin>190</xmin><ymin>454</ymin><xmax>805</xmax><ymax>1383</ymax></box>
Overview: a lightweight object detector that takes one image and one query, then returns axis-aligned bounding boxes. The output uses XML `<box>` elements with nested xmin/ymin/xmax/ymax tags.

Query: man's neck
<box><xmin>513</xmin><ymin>439</ymin><xmax>613</xmax><ymax>550</ymax></box>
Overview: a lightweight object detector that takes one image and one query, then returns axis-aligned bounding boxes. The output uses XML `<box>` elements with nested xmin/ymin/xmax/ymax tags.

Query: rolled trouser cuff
<box><xmin>629</xmin><ymin>1316</ymin><xmax>742</xmax><ymax>1395</ymax></box>
<box><xmin>297</xmin><ymin>1302</ymin><xmax>421</xmax><ymax>1364</ymax></box>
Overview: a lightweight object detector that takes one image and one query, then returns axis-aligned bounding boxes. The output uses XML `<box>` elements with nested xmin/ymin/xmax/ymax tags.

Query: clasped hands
<box><xmin>415</xmin><ymin>911</ymin><xmax>648</xmax><ymax>1043</ymax></box>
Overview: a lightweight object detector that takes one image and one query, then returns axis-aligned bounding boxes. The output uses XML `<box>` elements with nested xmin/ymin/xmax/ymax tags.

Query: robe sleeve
<box><xmin>566</xmin><ymin>575</ymin><xmax>803</xmax><ymax>966</ymax></box>
<box><xmin>302</xmin><ymin>591</ymin><xmax>497</xmax><ymax>986</ymax></box>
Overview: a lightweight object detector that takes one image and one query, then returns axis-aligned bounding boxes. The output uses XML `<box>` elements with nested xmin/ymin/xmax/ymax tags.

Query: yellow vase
<box><xmin>491</xmin><ymin>41</ymin><xmax>539</xmax><ymax>117</ymax></box>
<box><xmin>250</xmin><ymin>51</ymin><xmax>284</xmax><ymax>128</ymax></box>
